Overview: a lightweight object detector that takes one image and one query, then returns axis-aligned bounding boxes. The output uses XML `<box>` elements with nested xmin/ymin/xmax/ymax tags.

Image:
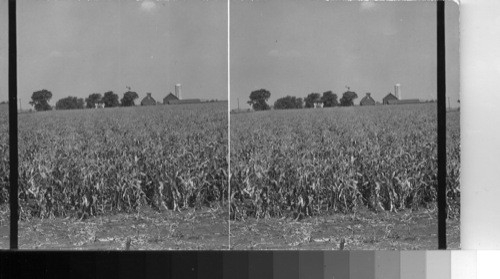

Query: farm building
<box><xmin>360</xmin><ymin>93</ymin><xmax>376</xmax><ymax>106</ymax></box>
<box><xmin>175</xmin><ymin>84</ymin><xmax>182</xmax><ymax>99</ymax></box>
<box><xmin>163</xmin><ymin>92</ymin><xmax>178</xmax><ymax>104</ymax></box>
<box><xmin>387</xmin><ymin>99</ymin><xmax>421</xmax><ymax>105</ymax></box>
<box><xmin>161</xmin><ymin>84</ymin><xmax>202</xmax><ymax>105</ymax></box>
<box><xmin>141</xmin><ymin>93</ymin><xmax>156</xmax><ymax>106</ymax></box>
<box><xmin>395</xmin><ymin>83</ymin><xmax>401</xmax><ymax>99</ymax></box>
<box><xmin>167</xmin><ymin>99</ymin><xmax>202</xmax><ymax>105</ymax></box>
<box><xmin>382</xmin><ymin>93</ymin><xmax>398</xmax><ymax>105</ymax></box>
<box><xmin>313</xmin><ymin>96</ymin><xmax>324</xmax><ymax>108</ymax></box>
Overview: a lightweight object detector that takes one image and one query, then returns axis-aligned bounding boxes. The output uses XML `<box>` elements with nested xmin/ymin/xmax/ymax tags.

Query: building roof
<box><xmin>383</xmin><ymin>93</ymin><xmax>398</xmax><ymax>102</ymax></box>
<box><xmin>360</xmin><ymin>93</ymin><xmax>376</xmax><ymax>106</ymax></box>
<box><xmin>163</xmin><ymin>93</ymin><xmax>179</xmax><ymax>102</ymax></box>
<box><xmin>141</xmin><ymin>93</ymin><xmax>157</xmax><ymax>106</ymax></box>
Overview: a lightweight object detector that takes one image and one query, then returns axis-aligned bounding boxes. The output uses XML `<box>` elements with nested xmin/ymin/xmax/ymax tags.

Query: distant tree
<box><xmin>322</xmin><ymin>91</ymin><xmax>338</xmax><ymax>107</ymax></box>
<box><xmin>102</xmin><ymin>91</ymin><xmax>120</xmax><ymax>107</ymax></box>
<box><xmin>274</xmin><ymin>96</ymin><xmax>303</xmax><ymax>109</ymax></box>
<box><xmin>339</xmin><ymin>90</ymin><xmax>358</xmax><ymax>106</ymax></box>
<box><xmin>85</xmin><ymin>93</ymin><xmax>102</xmax><ymax>108</ymax></box>
<box><xmin>0</xmin><ymin>101</ymin><xmax>7</xmax><ymax>105</ymax></box>
<box><xmin>55</xmin><ymin>96</ymin><xmax>85</xmax><ymax>110</ymax></box>
<box><xmin>121</xmin><ymin>91</ymin><xmax>139</xmax><ymax>107</ymax></box>
<box><xmin>248</xmin><ymin>89</ymin><xmax>271</xmax><ymax>111</ymax></box>
<box><xmin>304</xmin><ymin>93</ymin><xmax>321</xmax><ymax>108</ymax></box>
<box><xmin>77</xmin><ymin>98</ymin><xmax>85</xmax><ymax>108</ymax></box>
<box><xmin>296</xmin><ymin>97</ymin><xmax>304</xmax><ymax>108</ymax></box>
<box><xmin>29</xmin><ymin>89</ymin><xmax>53</xmax><ymax>111</ymax></box>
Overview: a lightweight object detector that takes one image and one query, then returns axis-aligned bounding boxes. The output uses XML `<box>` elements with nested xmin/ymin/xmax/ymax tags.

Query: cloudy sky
<box><xmin>0</xmin><ymin>0</ymin><xmax>227</xmax><ymax>108</ymax></box>
<box><xmin>230</xmin><ymin>0</ymin><xmax>459</xmax><ymax>109</ymax></box>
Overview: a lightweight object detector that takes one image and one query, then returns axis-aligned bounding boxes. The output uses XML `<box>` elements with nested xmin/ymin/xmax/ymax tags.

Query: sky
<box><xmin>0</xmin><ymin>0</ymin><xmax>6</xmax><ymax>102</ymax></box>
<box><xmin>0</xmin><ymin>0</ymin><xmax>227</xmax><ymax>109</ymax></box>
<box><xmin>230</xmin><ymin>0</ymin><xmax>460</xmax><ymax>109</ymax></box>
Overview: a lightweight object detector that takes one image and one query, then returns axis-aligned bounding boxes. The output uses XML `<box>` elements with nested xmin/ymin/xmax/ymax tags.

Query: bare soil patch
<box><xmin>0</xmin><ymin>207</ymin><xmax>460</xmax><ymax>250</ymax></box>
<box><xmin>230</xmin><ymin>208</ymin><xmax>459</xmax><ymax>250</ymax></box>
<box><xmin>0</xmin><ymin>206</ymin><xmax>229</xmax><ymax>250</ymax></box>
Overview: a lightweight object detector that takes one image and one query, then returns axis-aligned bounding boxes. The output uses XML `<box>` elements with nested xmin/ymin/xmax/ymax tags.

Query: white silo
<box><xmin>175</xmin><ymin>84</ymin><xmax>181</xmax><ymax>100</ymax></box>
<box><xmin>395</xmin><ymin>83</ymin><xmax>401</xmax><ymax>100</ymax></box>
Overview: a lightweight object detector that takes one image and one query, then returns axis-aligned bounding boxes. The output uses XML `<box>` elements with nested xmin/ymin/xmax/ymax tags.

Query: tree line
<box><xmin>247</xmin><ymin>89</ymin><xmax>358</xmax><ymax>111</ymax></box>
<box><xmin>29</xmin><ymin>89</ymin><xmax>141</xmax><ymax>111</ymax></box>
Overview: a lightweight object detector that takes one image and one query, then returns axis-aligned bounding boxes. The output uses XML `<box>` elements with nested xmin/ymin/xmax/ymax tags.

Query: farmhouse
<box><xmin>360</xmin><ymin>93</ymin><xmax>376</xmax><ymax>106</ymax></box>
<box><xmin>313</xmin><ymin>96</ymin><xmax>324</xmax><ymax>108</ymax></box>
<box><xmin>94</xmin><ymin>103</ymin><xmax>105</xmax><ymax>108</ymax></box>
<box><xmin>141</xmin><ymin>93</ymin><xmax>157</xmax><ymax>106</ymax></box>
<box><xmin>163</xmin><ymin>92</ymin><xmax>178</xmax><ymax>104</ymax></box>
<box><xmin>382</xmin><ymin>93</ymin><xmax>398</xmax><ymax>105</ymax></box>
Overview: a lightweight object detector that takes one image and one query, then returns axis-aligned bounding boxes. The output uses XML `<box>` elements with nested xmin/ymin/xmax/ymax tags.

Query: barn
<box><xmin>360</xmin><ymin>93</ymin><xmax>376</xmax><ymax>106</ymax></box>
<box><xmin>141</xmin><ymin>93</ymin><xmax>157</xmax><ymax>106</ymax></box>
<box><xmin>163</xmin><ymin>92</ymin><xmax>179</xmax><ymax>104</ymax></box>
<box><xmin>382</xmin><ymin>93</ymin><xmax>398</xmax><ymax>105</ymax></box>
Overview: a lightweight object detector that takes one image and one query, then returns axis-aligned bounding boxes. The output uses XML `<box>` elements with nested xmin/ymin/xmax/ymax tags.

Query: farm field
<box><xmin>0</xmin><ymin>104</ymin><xmax>8</xmax><ymax>247</ymax></box>
<box><xmin>0</xmin><ymin>102</ymin><xmax>228</xmax><ymax>249</ymax></box>
<box><xmin>230</xmin><ymin>208</ymin><xmax>459</xmax><ymax>250</ymax></box>
<box><xmin>230</xmin><ymin>103</ymin><xmax>460</xmax><ymax>249</ymax></box>
<box><xmin>0</xmin><ymin>206</ymin><xmax>229</xmax><ymax>250</ymax></box>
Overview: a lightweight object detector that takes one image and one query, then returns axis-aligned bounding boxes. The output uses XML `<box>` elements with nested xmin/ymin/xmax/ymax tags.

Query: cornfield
<box><xmin>0</xmin><ymin>102</ymin><xmax>228</xmax><ymax>219</ymax></box>
<box><xmin>230</xmin><ymin>103</ymin><xmax>460</xmax><ymax>220</ymax></box>
<box><xmin>0</xmin><ymin>105</ymin><xmax>8</xmax><ymax>205</ymax></box>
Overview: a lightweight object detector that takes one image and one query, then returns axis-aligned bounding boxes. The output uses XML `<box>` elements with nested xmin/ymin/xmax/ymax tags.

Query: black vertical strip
<box><xmin>8</xmin><ymin>0</ymin><xmax>19</xmax><ymax>250</ymax></box>
<box><xmin>437</xmin><ymin>0</ymin><xmax>447</xmax><ymax>250</ymax></box>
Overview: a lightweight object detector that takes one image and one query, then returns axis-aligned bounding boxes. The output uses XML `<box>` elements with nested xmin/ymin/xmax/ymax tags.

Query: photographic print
<box><xmin>229</xmin><ymin>0</ymin><xmax>460</xmax><ymax>249</ymax></box>
<box><xmin>0</xmin><ymin>0</ymin><xmax>228</xmax><ymax>250</ymax></box>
